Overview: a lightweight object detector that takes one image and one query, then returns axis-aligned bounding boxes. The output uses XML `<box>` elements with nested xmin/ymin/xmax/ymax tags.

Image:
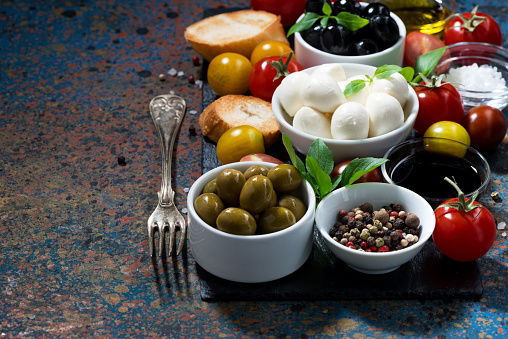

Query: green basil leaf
<box><xmin>323</xmin><ymin>1</ymin><xmax>332</xmax><ymax>16</ymax></box>
<box><xmin>374</xmin><ymin>65</ymin><xmax>403</xmax><ymax>79</ymax></box>
<box><xmin>333</xmin><ymin>12</ymin><xmax>369</xmax><ymax>31</ymax></box>
<box><xmin>399</xmin><ymin>66</ymin><xmax>415</xmax><ymax>82</ymax></box>
<box><xmin>282</xmin><ymin>134</ymin><xmax>306</xmax><ymax>174</ymax></box>
<box><xmin>320</xmin><ymin>16</ymin><xmax>329</xmax><ymax>28</ymax></box>
<box><xmin>413</xmin><ymin>46</ymin><xmax>448</xmax><ymax>81</ymax></box>
<box><xmin>307</xmin><ymin>138</ymin><xmax>334</xmax><ymax>175</ymax></box>
<box><xmin>331</xmin><ymin>175</ymin><xmax>342</xmax><ymax>191</ymax></box>
<box><xmin>343</xmin><ymin>79</ymin><xmax>366</xmax><ymax>98</ymax></box>
<box><xmin>287</xmin><ymin>12</ymin><xmax>320</xmax><ymax>37</ymax></box>
<box><xmin>341</xmin><ymin>157</ymin><xmax>388</xmax><ymax>187</ymax></box>
<box><xmin>306</xmin><ymin>157</ymin><xmax>332</xmax><ymax>199</ymax></box>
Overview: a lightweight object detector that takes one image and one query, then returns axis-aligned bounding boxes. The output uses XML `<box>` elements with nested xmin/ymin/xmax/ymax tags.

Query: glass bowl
<box><xmin>435</xmin><ymin>42</ymin><xmax>508</xmax><ymax>111</ymax></box>
<box><xmin>381</xmin><ymin>137</ymin><xmax>491</xmax><ymax>208</ymax></box>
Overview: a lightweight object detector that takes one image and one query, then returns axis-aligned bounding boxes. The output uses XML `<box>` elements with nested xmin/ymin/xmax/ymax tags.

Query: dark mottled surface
<box><xmin>1</xmin><ymin>0</ymin><xmax>508</xmax><ymax>338</ymax></box>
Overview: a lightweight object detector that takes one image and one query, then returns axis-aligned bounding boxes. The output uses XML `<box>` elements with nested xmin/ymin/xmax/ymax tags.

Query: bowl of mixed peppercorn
<box><xmin>315</xmin><ymin>182</ymin><xmax>435</xmax><ymax>274</ymax></box>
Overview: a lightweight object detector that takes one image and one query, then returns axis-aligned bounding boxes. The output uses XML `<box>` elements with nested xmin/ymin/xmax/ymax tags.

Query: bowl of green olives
<box><xmin>188</xmin><ymin>161</ymin><xmax>316</xmax><ymax>283</ymax></box>
<box><xmin>293</xmin><ymin>1</ymin><xmax>406</xmax><ymax>68</ymax></box>
<box><xmin>315</xmin><ymin>182</ymin><xmax>435</xmax><ymax>274</ymax></box>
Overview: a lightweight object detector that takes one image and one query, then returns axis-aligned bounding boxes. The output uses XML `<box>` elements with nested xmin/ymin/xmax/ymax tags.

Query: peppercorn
<box><xmin>393</xmin><ymin>218</ymin><xmax>405</xmax><ymax>229</ymax></box>
<box><xmin>383</xmin><ymin>235</ymin><xmax>391</xmax><ymax>247</ymax></box>
<box><xmin>373</xmin><ymin>219</ymin><xmax>383</xmax><ymax>230</ymax></box>
<box><xmin>367</xmin><ymin>236</ymin><xmax>375</xmax><ymax>246</ymax></box>
<box><xmin>405</xmin><ymin>213</ymin><xmax>420</xmax><ymax>228</ymax></box>
<box><xmin>378</xmin><ymin>245</ymin><xmax>389</xmax><ymax>252</ymax></box>
<box><xmin>364</xmin><ymin>216</ymin><xmax>374</xmax><ymax>225</ymax></box>
<box><xmin>405</xmin><ymin>234</ymin><xmax>415</xmax><ymax>242</ymax></box>
<box><xmin>374</xmin><ymin>210</ymin><xmax>389</xmax><ymax>224</ymax></box>
<box><xmin>360</xmin><ymin>229</ymin><xmax>370</xmax><ymax>240</ymax></box>
<box><xmin>400</xmin><ymin>239</ymin><xmax>408</xmax><ymax>247</ymax></box>
<box><xmin>385</xmin><ymin>222</ymin><xmax>392</xmax><ymax>229</ymax></box>
<box><xmin>391</xmin><ymin>203</ymin><xmax>403</xmax><ymax>212</ymax></box>
<box><xmin>360</xmin><ymin>202</ymin><xmax>373</xmax><ymax>214</ymax></box>
<box><xmin>375</xmin><ymin>237</ymin><xmax>384</xmax><ymax>247</ymax></box>
<box><xmin>390</xmin><ymin>231</ymin><xmax>400</xmax><ymax>241</ymax></box>
<box><xmin>343</xmin><ymin>232</ymin><xmax>351</xmax><ymax>239</ymax></box>
<box><xmin>369</xmin><ymin>245</ymin><xmax>378</xmax><ymax>252</ymax></box>
<box><xmin>368</xmin><ymin>225</ymin><xmax>377</xmax><ymax>235</ymax></box>
<box><xmin>340</xmin><ymin>238</ymin><xmax>348</xmax><ymax>245</ymax></box>
<box><xmin>347</xmin><ymin>218</ymin><xmax>356</xmax><ymax>228</ymax></box>
<box><xmin>355</xmin><ymin>220</ymin><xmax>365</xmax><ymax>230</ymax></box>
<box><xmin>399</xmin><ymin>211</ymin><xmax>407</xmax><ymax>220</ymax></box>
<box><xmin>355</xmin><ymin>214</ymin><xmax>363</xmax><ymax>221</ymax></box>
<box><xmin>338</xmin><ymin>225</ymin><xmax>349</xmax><ymax>233</ymax></box>
<box><xmin>350</xmin><ymin>228</ymin><xmax>360</xmax><ymax>237</ymax></box>
<box><xmin>360</xmin><ymin>241</ymin><xmax>368</xmax><ymax>250</ymax></box>
<box><xmin>349</xmin><ymin>236</ymin><xmax>357</xmax><ymax>243</ymax></box>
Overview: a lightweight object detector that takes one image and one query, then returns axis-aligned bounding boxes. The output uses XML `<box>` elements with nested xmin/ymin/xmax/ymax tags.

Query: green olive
<box><xmin>216</xmin><ymin>169</ymin><xmax>246</xmax><ymax>206</ymax></box>
<box><xmin>259</xmin><ymin>207</ymin><xmax>296</xmax><ymax>234</ymax></box>
<box><xmin>194</xmin><ymin>193</ymin><xmax>224</xmax><ymax>227</ymax></box>
<box><xmin>203</xmin><ymin>178</ymin><xmax>217</xmax><ymax>194</ymax></box>
<box><xmin>216</xmin><ymin>207</ymin><xmax>257</xmax><ymax>235</ymax></box>
<box><xmin>268</xmin><ymin>189</ymin><xmax>277</xmax><ymax>209</ymax></box>
<box><xmin>239</xmin><ymin>175</ymin><xmax>274</xmax><ymax>215</ymax></box>
<box><xmin>244</xmin><ymin>165</ymin><xmax>269</xmax><ymax>179</ymax></box>
<box><xmin>278</xmin><ymin>195</ymin><xmax>306</xmax><ymax>221</ymax></box>
<box><xmin>267</xmin><ymin>164</ymin><xmax>302</xmax><ymax>194</ymax></box>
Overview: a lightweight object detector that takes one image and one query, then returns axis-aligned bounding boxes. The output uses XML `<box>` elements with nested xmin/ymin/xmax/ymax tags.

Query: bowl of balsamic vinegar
<box><xmin>381</xmin><ymin>137</ymin><xmax>491</xmax><ymax>208</ymax></box>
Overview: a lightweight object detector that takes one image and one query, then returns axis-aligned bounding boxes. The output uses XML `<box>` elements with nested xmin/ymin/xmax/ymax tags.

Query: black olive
<box><xmin>305</xmin><ymin>0</ymin><xmax>332</xmax><ymax>15</ymax></box>
<box><xmin>363</xmin><ymin>3</ymin><xmax>391</xmax><ymax>18</ymax></box>
<box><xmin>354</xmin><ymin>38</ymin><xmax>380</xmax><ymax>55</ymax></box>
<box><xmin>332</xmin><ymin>0</ymin><xmax>362</xmax><ymax>15</ymax></box>
<box><xmin>320</xmin><ymin>24</ymin><xmax>352</xmax><ymax>55</ymax></box>
<box><xmin>301</xmin><ymin>21</ymin><xmax>325</xmax><ymax>50</ymax></box>
<box><xmin>368</xmin><ymin>15</ymin><xmax>400</xmax><ymax>49</ymax></box>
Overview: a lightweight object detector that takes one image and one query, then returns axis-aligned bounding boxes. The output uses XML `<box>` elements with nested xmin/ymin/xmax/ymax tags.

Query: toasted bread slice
<box><xmin>185</xmin><ymin>10</ymin><xmax>289</xmax><ymax>62</ymax></box>
<box><xmin>199</xmin><ymin>95</ymin><xmax>280</xmax><ymax>148</ymax></box>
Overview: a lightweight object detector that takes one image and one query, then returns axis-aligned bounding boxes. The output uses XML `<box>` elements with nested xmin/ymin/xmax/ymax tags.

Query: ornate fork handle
<box><xmin>149</xmin><ymin>95</ymin><xmax>187</xmax><ymax>206</ymax></box>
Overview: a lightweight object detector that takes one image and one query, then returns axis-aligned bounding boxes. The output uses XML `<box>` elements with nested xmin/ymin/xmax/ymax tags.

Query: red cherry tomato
<box><xmin>443</xmin><ymin>6</ymin><xmax>502</xmax><ymax>46</ymax></box>
<box><xmin>250</xmin><ymin>0</ymin><xmax>306</xmax><ymax>27</ymax></box>
<box><xmin>403</xmin><ymin>32</ymin><xmax>447</xmax><ymax>69</ymax></box>
<box><xmin>330</xmin><ymin>159</ymin><xmax>383</xmax><ymax>184</ymax></box>
<box><xmin>249</xmin><ymin>55</ymin><xmax>304</xmax><ymax>102</ymax></box>
<box><xmin>412</xmin><ymin>82</ymin><xmax>464</xmax><ymax>135</ymax></box>
<box><xmin>461</xmin><ymin>105</ymin><xmax>507</xmax><ymax>151</ymax></box>
<box><xmin>433</xmin><ymin>189</ymin><xmax>496</xmax><ymax>262</ymax></box>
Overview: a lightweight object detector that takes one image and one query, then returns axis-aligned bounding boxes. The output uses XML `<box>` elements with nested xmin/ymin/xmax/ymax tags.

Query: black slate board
<box><xmin>197</xmin><ymin>8</ymin><xmax>483</xmax><ymax>302</ymax></box>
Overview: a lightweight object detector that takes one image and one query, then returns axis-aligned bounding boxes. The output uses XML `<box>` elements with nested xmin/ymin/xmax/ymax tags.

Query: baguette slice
<box><xmin>185</xmin><ymin>10</ymin><xmax>289</xmax><ymax>62</ymax></box>
<box><xmin>199</xmin><ymin>95</ymin><xmax>280</xmax><ymax>148</ymax></box>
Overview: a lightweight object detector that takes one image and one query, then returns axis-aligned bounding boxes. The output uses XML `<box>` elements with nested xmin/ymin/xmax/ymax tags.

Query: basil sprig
<box><xmin>282</xmin><ymin>134</ymin><xmax>388</xmax><ymax>202</ymax></box>
<box><xmin>287</xmin><ymin>2</ymin><xmax>369</xmax><ymax>37</ymax></box>
<box><xmin>343</xmin><ymin>46</ymin><xmax>449</xmax><ymax>98</ymax></box>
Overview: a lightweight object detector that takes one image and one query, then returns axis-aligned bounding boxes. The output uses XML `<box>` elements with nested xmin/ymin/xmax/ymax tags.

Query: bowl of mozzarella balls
<box><xmin>271</xmin><ymin>63</ymin><xmax>419</xmax><ymax>163</ymax></box>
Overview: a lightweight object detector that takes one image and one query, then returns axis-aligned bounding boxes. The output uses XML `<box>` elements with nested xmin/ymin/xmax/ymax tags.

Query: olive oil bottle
<box><xmin>374</xmin><ymin>0</ymin><xmax>455</xmax><ymax>35</ymax></box>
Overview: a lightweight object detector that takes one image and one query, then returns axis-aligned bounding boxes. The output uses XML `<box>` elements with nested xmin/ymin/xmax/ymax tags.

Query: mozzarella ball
<box><xmin>311</xmin><ymin>63</ymin><xmax>347</xmax><ymax>82</ymax></box>
<box><xmin>366</xmin><ymin>93</ymin><xmax>404</xmax><ymax>137</ymax></box>
<box><xmin>300</xmin><ymin>73</ymin><xmax>346</xmax><ymax>113</ymax></box>
<box><xmin>330</xmin><ymin>102</ymin><xmax>369</xmax><ymax>140</ymax></box>
<box><xmin>371</xmin><ymin>72</ymin><xmax>409</xmax><ymax>108</ymax></box>
<box><xmin>278</xmin><ymin>71</ymin><xmax>310</xmax><ymax>117</ymax></box>
<box><xmin>338</xmin><ymin>75</ymin><xmax>371</xmax><ymax>106</ymax></box>
<box><xmin>292</xmin><ymin>106</ymin><xmax>332</xmax><ymax>139</ymax></box>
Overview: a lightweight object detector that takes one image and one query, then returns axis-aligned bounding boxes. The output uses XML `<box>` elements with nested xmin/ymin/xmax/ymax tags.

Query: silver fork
<box><xmin>148</xmin><ymin>94</ymin><xmax>187</xmax><ymax>257</ymax></box>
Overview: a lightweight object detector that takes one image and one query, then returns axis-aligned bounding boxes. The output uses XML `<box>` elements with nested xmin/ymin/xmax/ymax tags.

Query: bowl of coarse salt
<box><xmin>435</xmin><ymin>42</ymin><xmax>508</xmax><ymax>111</ymax></box>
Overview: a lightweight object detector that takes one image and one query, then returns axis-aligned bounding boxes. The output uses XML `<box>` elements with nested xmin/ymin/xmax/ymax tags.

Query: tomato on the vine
<box><xmin>207</xmin><ymin>53</ymin><xmax>252</xmax><ymax>96</ymax></box>
<box><xmin>250</xmin><ymin>0</ymin><xmax>307</xmax><ymax>27</ymax></box>
<box><xmin>461</xmin><ymin>105</ymin><xmax>507</xmax><ymax>151</ymax></box>
<box><xmin>250</xmin><ymin>40</ymin><xmax>292</xmax><ymax>66</ymax></box>
<box><xmin>443</xmin><ymin>5</ymin><xmax>502</xmax><ymax>46</ymax></box>
<box><xmin>249</xmin><ymin>54</ymin><xmax>304</xmax><ymax>102</ymax></box>
<box><xmin>433</xmin><ymin>177</ymin><xmax>496</xmax><ymax>262</ymax></box>
<box><xmin>412</xmin><ymin>76</ymin><xmax>464</xmax><ymax>135</ymax></box>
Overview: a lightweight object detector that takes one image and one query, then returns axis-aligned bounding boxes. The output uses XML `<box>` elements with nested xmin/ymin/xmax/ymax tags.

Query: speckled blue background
<box><xmin>1</xmin><ymin>0</ymin><xmax>507</xmax><ymax>338</ymax></box>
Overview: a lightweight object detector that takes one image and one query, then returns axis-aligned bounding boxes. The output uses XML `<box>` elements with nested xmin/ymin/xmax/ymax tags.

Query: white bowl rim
<box><xmin>187</xmin><ymin>161</ymin><xmax>317</xmax><ymax>240</ymax></box>
<box><xmin>315</xmin><ymin>182</ymin><xmax>435</xmax><ymax>257</ymax></box>
<box><xmin>293</xmin><ymin>4</ymin><xmax>406</xmax><ymax>61</ymax></box>
<box><xmin>272</xmin><ymin>63</ymin><xmax>419</xmax><ymax>145</ymax></box>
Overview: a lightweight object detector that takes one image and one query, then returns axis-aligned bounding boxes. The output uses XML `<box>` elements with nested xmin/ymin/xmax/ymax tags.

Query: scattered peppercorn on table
<box><xmin>1</xmin><ymin>0</ymin><xmax>507</xmax><ymax>338</ymax></box>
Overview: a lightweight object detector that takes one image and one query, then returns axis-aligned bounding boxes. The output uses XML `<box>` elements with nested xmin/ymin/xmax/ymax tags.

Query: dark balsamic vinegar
<box><xmin>390</xmin><ymin>152</ymin><xmax>482</xmax><ymax>199</ymax></box>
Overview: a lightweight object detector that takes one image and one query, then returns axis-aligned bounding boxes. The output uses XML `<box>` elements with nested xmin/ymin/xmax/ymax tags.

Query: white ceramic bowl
<box><xmin>188</xmin><ymin>161</ymin><xmax>316</xmax><ymax>283</ymax></box>
<box><xmin>435</xmin><ymin>42</ymin><xmax>508</xmax><ymax>111</ymax></box>
<box><xmin>315</xmin><ymin>182</ymin><xmax>435</xmax><ymax>274</ymax></box>
<box><xmin>272</xmin><ymin>63</ymin><xmax>419</xmax><ymax>164</ymax></box>
<box><xmin>294</xmin><ymin>5</ymin><xmax>406</xmax><ymax>68</ymax></box>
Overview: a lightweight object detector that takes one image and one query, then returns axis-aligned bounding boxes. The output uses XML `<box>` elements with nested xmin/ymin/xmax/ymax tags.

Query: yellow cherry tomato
<box><xmin>423</xmin><ymin>121</ymin><xmax>471</xmax><ymax>157</ymax></box>
<box><xmin>207</xmin><ymin>53</ymin><xmax>252</xmax><ymax>96</ymax></box>
<box><xmin>216</xmin><ymin>126</ymin><xmax>265</xmax><ymax>164</ymax></box>
<box><xmin>250</xmin><ymin>40</ymin><xmax>292</xmax><ymax>65</ymax></box>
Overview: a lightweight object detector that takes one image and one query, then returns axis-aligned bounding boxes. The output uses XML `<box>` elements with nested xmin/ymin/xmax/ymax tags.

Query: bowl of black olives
<box><xmin>292</xmin><ymin>0</ymin><xmax>406</xmax><ymax>68</ymax></box>
<box><xmin>187</xmin><ymin>161</ymin><xmax>316</xmax><ymax>283</ymax></box>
